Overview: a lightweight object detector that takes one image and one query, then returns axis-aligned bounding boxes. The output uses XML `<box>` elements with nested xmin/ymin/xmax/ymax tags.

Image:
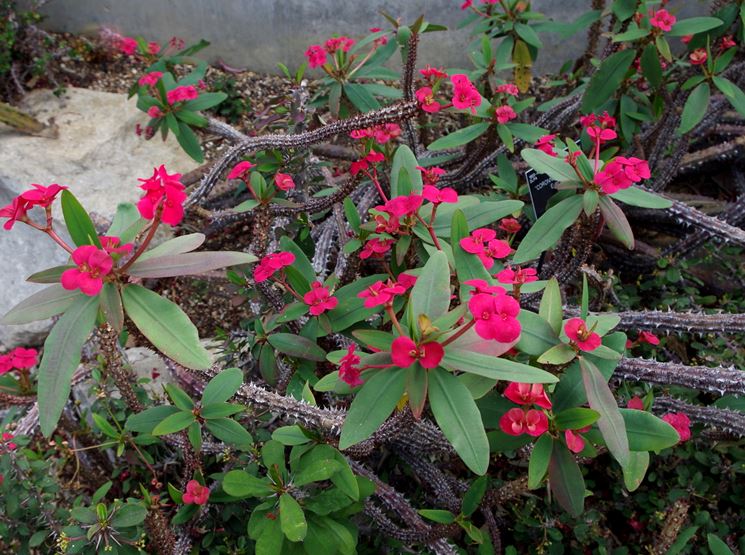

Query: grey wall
<box><xmin>33</xmin><ymin>0</ymin><xmax>707</xmax><ymax>74</ymax></box>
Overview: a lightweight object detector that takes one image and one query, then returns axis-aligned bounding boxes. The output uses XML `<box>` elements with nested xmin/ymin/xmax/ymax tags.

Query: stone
<box><xmin>0</xmin><ymin>87</ymin><xmax>197</xmax><ymax>348</ymax></box>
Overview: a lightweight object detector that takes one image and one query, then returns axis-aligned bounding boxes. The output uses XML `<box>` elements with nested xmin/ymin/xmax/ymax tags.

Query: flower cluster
<box><xmin>303</xmin><ymin>281</ymin><xmax>338</xmax><ymax>316</ymax></box>
<box><xmin>137</xmin><ymin>165</ymin><xmax>187</xmax><ymax>226</ymax></box>
<box><xmin>339</xmin><ymin>344</ymin><xmax>363</xmax><ymax>387</ymax></box>
<box><xmin>357</xmin><ymin>274</ymin><xmax>416</xmax><ymax>308</ymax></box>
<box><xmin>468</xmin><ymin>285</ymin><xmax>521</xmax><ymax>342</ymax></box>
<box><xmin>228</xmin><ymin>160</ymin><xmax>256</xmax><ymax>181</ymax></box>
<box><xmin>61</xmin><ymin>245</ymin><xmax>115</xmax><ymax>296</ymax></box>
<box><xmin>451</xmin><ymin>74</ymin><xmax>482</xmax><ymax>114</ymax></box>
<box><xmin>138</xmin><ymin>71</ymin><xmax>163</xmax><ymax>87</ymax></box>
<box><xmin>350</xmin><ymin>123</ymin><xmax>401</xmax><ymax>145</ymax></box>
<box><xmin>460</xmin><ymin>228</ymin><xmax>512</xmax><ymax>269</ymax></box>
<box><xmin>595</xmin><ymin>156</ymin><xmax>651</xmax><ymax>194</ymax></box>
<box><xmin>0</xmin><ymin>347</ymin><xmax>38</xmax><ymax>374</ymax></box>
<box><xmin>499</xmin><ymin>382</ymin><xmax>550</xmax><ymax>437</ymax></box>
<box><xmin>649</xmin><ymin>9</ymin><xmax>676</xmax><ymax>32</ymax></box>
<box><xmin>274</xmin><ymin>173</ymin><xmax>296</xmax><ymax>192</ymax></box>
<box><xmin>0</xmin><ymin>184</ymin><xmax>67</xmax><ymax>230</ymax></box>
<box><xmin>1</xmin><ymin>432</ymin><xmax>16</xmax><ymax>452</ymax></box>
<box><xmin>182</xmin><ymin>480</ymin><xmax>210</xmax><ymax>505</ymax></box>
<box><xmin>391</xmin><ymin>336</ymin><xmax>444</xmax><ymax>369</ymax></box>
<box><xmin>253</xmin><ymin>251</ymin><xmax>295</xmax><ymax>283</ymax></box>
<box><xmin>662</xmin><ymin>412</ymin><xmax>692</xmax><ymax>442</ymax></box>
<box><xmin>166</xmin><ymin>85</ymin><xmax>199</xmax><ymax>105</ymax></box>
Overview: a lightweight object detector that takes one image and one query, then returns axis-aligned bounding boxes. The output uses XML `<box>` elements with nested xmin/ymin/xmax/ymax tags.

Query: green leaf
<box><xmin>205</xmin><ymin>417</ymin><xmax>253</xmax><ymax>448</ymax></box>
<box><xmin>622</xmin><ymin>451</ymin><xmax>649</xmax><ymax>492</ymax></box>
<box><xmin>278</xmin><ymin>236</ymin><xmax>316</xmax><ymax>284</ymax></box>
<box><xmin>176</xmin><ymin>121</ymin><xmax>204</xmax><ymax>162</ymax></box>
<box><xmin>127</xmin><ymin>251</ymin><xmax>256</xmax><ymax>278</ymax></box>
<box><xmin>521</xmin><ymin>148</ymin><xmax>577</xmax><ymax>183</ymax></box>
<box><xmin>620</xmin><ymin>409</ymin><xmax>680</xmax><ymax>451</ymax></box>
<box><xmin>268</xmin><ymin>333</ymin><xmax>326</xmax><ymax>362</ymax></box>
<box><xmin>181</xmin><ymin>92</ymin><xmax>227</xmax><ymax>111</ymax></box>
<box><xmin>537</xmin><ymin>343</ymin><xmax>577</xmax><ymax>365</ymax></box>
<box><xmin>137</xmin><ymin>233</ymin><xmax>206</xmax><ymax>261</ymax></box>
<box><xmin>516</xmin><ymin>309</ymin><xmax>560</xmax><ymax>355</ymax></box>
<box><xmin>640</xmin><ymin>43</ymin><xmax>662</xmax><ymax>89</ymax></box>
<box><xmin>528</xmin><ymin>434</ymin><xmax>553</xmax><ymax>489</ymax></box>
<box><xmin>539</xmin><ymin>277</ymin><xmax>563</xmax><ymax>335</ymax></box>
<box><xmin>327</xmin><ymin>274</ymin><xmax>387</xmax><ymax>331</ymax></box>
<box><xmin>427</xmin><ymin>122</ymin><xmax>491</xmax><ymax>151</ymax></box>
<box><xmin>222</xmin><ymin>470</ymin><xmax>273</xmax><ymax>498</ymax></box>
<box><xmin>175</xmin><ymin>109</ymin><xmax>208</xmax><ymax>127</ymax></box>
<box><xmin>272</xmin><ymin>425</ymin><xmax>311</xmax><ymax>446</ymax></box>
<box><xmin>99</xmin><ymin>283</ymin><xmax>124</xmax><ymax>331</ymax></box>
<box><xmin>442</xmin><ymin>348</ymin><xmax>558</xmax><ymax>383</ymax></box>
<box><xmin>668</xmin><ymin>16</ymin><xmax>724</xmax><ymax>36</ymax></box>
<box><xmin>125</xmin><ymin>405</ymin><xmax>180</xmax><ymax>432</ymax></box>
<box><xmin>513</xmin><ymin>195</ymin><xmax>583</xmax><ymax>264</ymax></box>
<box><xmin>451</xmin><ymin>209</ymin><xmax>493</xmax><ymax>299</ymax></box>
<box><xmin>152</xmin><ymin>411</ymin><xmax>195</xmax><ymax>435</ymax></box>
<box><xmin>610</xmin><ymin>186</ymin><xmax>672</xmax><ymax>208</ymax></box>
<box><xmin>390</xmin><ymin>144</ymin><xmax>423</xmax><ymax>197</ymax></box>
<box><xmin>554</xmin><ymin>408</ymin><xmax>600</xmax><ymax>430</ymax></box>
<box><xmin>201</xmin><ymin>402</ymin><xmax>243</xmax><ymax>419</ymax></box>
<box><xmin>581</xmin><ymin>49</ymin><xmax>636</xmax><ymax>113</ymax></box>
<box><xmin>409</xmin><ymin>250</ymin><xmax>450</xmax><ymax>321</ymax></box>
<box><xmin>343</xmin><ymin>83</ymin><xmax>381</xmax><ymax>113</ymax></box>
<box><xmin>338</xmin><ymin>368</ymin><xmax>406</xmax><ymax>449</ymax></box>
<box><xmin>599</xmin><ymin>195</ymin><xmax>634</xmax><ymax>250</ymax></box>
<box><xmin>429</xmin><ymin>368</ymin><xmax>489</xmax><ymax>475</ymax></box>
<box><xmin>707</xmin><ymin>534</ymin><xmax>735</xmax><ymax>555</ymax></box>
<box><xmin>1</xmin><ymin>284</ymin><xmax>82</xmax><ymax>325</ymax></box>
<box><xmin>678</xmin><ymin>83</ymin><xmax>710</xmax><ymax>134</ymax></box>
<box><xmin>431</xmin><ymin>199</ymin><xmax>524</xmax><ymax>238</ymax></box>
<box><xmin>60</xmin><ymin>190</ymin><xmax>101</xmax><ymax>247</ymax></box>
<box><xmin>279</xmin><ymin>494</ymin><xmax>307</xmax><ymax>542</ymax></box>
<box><xmin>38</xmin><ymin>294</ymin><xmax>99</xmax><ymax>437</ymax></box>
<box><xmin>293</xmin><ymin>459</ymin><xmax>340</xmax><ymax>486</ymax></box>
<box><xmin>165</xmin><ymin>383</ymin><xmax>194</xmax><ymax>410</ymax></box>
<box><xmin>549</xmin><ymin>442</ymin><xmax>585</xmax><ymax>516</ymax></box>
<box><xmin>26</xmin><ymin>265</ymin><xmax>73</xmax><ymax>284</ymax></box>
<box><xmin>461</xmin><ymin>475</ymin><xmax>488</xmax><ymax>516</ymax></box>
<box><xmin>201</xmin><ymin>367</ymin><xmax>243</xmax><ymax>406</ymax></box>
<box><xmin>111</xmin><ymin>503</ymin><xmax>147</xmax><ymax>528</ymax></box>
<box><xmin>580</xmin><ymin>357</ymin><xmax>629</xmax><ymax>468</ymax></box>
<box><xmin>121</xmin><ymin>284</ymin><xmax>212</xmax><ymax>369</ymax></box>
<box><xmin>418</xmin><ymin>509</ymin><xmax>456</xmax><ymax>524</ymax></box>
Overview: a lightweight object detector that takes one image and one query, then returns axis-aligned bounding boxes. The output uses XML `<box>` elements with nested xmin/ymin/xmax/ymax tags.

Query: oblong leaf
<box><xmin>678</xmin><ymin>82</ymin><xmax>710</xmax><ymax>134</ymax></box>
<box><xmin>599</xmin><ymin>195</ymin><xmax>634</xmax><ymax>249</ymax></box>
<box><xmin>610</xmin><ymin>186</ymin><xmax>672</xmax><ymax>209</ymax></box>
<box><xmin>512</xmin><ymin>195</ymin><xmax>583</xmax><ymax>264</ymax></box>
<box><xmin>279</xmin><ymin>493</ymin><xmax>307</xmax><ymax>542</ymax></box>
<box><xmin>125</xmin><ymin>405</ymin><xmax>180</xmax><ymax>433</ymax></box>
<box><xmin>26</xmin><ymin>265</ymin><xmax>74</xmax><ymax>284</ymax></box>
<box><xmin>223</xmin><ymin>470</ymin><xmax>272</xmax><ymax>498</ymax></box>
<box><xmin>152</xmin><ymin>411</ymin><xmax>195</xmax><ymax>435</ymax></box>
<box><xmin>1</xmin><ymin>284</ymin><xmax>82</xmax><ymax>324</ymax></box>
<box><xmin>442</xmin><ymin>348</ymin><xmax>558</xmax><ymax>383</ymax></box>
<box><xmin>204</xmin><ymin>417</ymin><xmax>253</xmax><ymax>448</ymax></box>
<box><xmin>121</xmin><ymin>284</ymin><xmax>211</xmax><ymax>369</ymax></box>
<box><xmin>522</xmin><ymin>148</ymin><xmax>577</xmax><ymax>183</ymax></box>
<box><xmin>267</xmin><ymin>333</ymin><xmax>326</xmax><ymax>362</ymax></box>
<box><xmin>128</xmin><ymin>251</ymin><xmax>256</xmax><ymax>278</ymax></box>
<box><xmin>668</xmin><ymin>16</ymin><xmax>723</xmax><ymax>36</ymax></box>
<box><xmin>528</xmin><ymin>434</ymin><xmax>553</xmax><ymax>489</ymax></box>
<box><xmin>137</xmin><ymin>233</ymin><xmax>206</xmax><ymax>261</ymax></box>
<box><xmin>549</xmin><ymin>442</ymin><xmax>585</xmax><ymax>516</ymax></box>
<box><xmin>60</xmin><ymin>190</ymin><xmax>101</xmax><ymax>247</ymax></box>
<box><xmin>620</xmin><ymin>409</ymin><xmax>680</xmax><ymax>451</ymax></box>
<box><xmin>202</xmin><ymin>367</ymin><xmax>244</xmax><ymax>406</ymax></box>
<box><xmin>581</xmin><ymin>49</ymin><xmax>636</xmax><ymax>113</ymax></box>
<box><xmin>427</xmin><ymin>122</ymin><xmax>491</xmax><ymax>151</ymax></box>
<box><xmin>409</xmin><ymin>250</ymin><xmax>450</xmax><ymax>321</ymax></box>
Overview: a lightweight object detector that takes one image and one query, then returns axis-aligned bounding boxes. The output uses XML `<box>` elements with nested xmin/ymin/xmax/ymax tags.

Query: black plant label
<box><xmin>525</xmin><ymin>169</ymin><xmax>558</xmax><ymax>219</ymax></box>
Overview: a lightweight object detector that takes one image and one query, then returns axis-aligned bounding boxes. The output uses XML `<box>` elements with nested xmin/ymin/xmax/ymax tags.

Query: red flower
<box><xmin>1</xmin><ymin>432</ymin><xmax>17</xmax><ymax>451</ymax></box>
<box><xmin>681</xmin><ymin>34</ymin><xmax>693</xmax><ymax>44</ymax></box>
<box><xmin>534</xmin><ymin>134</ymin><xmax>557</xmax><ymax>157</ymax></box>
<box><xmin>339</xmin><ymin>344</ymin><xmax>363</xmax><ymax>387</ymax></box>
<box><xmin>390</xmin><ymin>336</ymin><xmax>444</xmax><ymax>369</ymax></box>
<box><xmin>380</xmin><ymin>195</ymin><xmax>423</xmax><ymax>219</ymax></box>
<box><xmin>463</xmin><ymin>279</ymin><xmax>505</xmax><ymax>296</ymax></box>
<box><xmin>422</xmin><ymin>185</ymin><xmax>458</xmax><ymax>204</ymax></box>
<box><xmin>461</xmin><ymin>0</ymin><xmax>473</xmax><ymax>9</ymax></box>
<box><xmin>100</xmin><ymin>236</ymin><xmax>133</xmax><ymax>255</ymax></box>
<box><xmin>372</xmin><ymin>124</ymin><xmax>401</xmax><ymax>144</ymax></box>
<box><xmin>138</xmin><ymin>71</ymin><xmax>163</xmax><ymax>87</ymax></box>
<box><xmin>495</xmin><ymin>83</ymin><xmax>519</xmax><ymax>96</ymax></box>
<box><xmin>564</xmin><ymin>318</ymin><xmax>601</xmax><ymax>351</ymax></box>
<box><xmin>137</xmin><ymin>165</ymin><xmax>187</xmax><ymax>226</ymax></box>
<box><xmin>689</xmin><ymin>48</ymin><xmax>707</xmax><ymax>65</ymax></box>
<box><xmin>504</xmin><ymin>382</ymin><xmax>552</xmax><ymax>409</ymax></box>
<box><xmin>719</xmin><ymin>35</ymin><xmax>736</xmax><ymax>50</ymax></box>
<box><xmin>500</xmin><ymin>408</ymin><xmax>548</xmax><ymax>436</ymax></box>
<box><xmin>0</xmin><ymin>355</ymin><xmax>13</xmax><ymax>374</ymax></box>
<box><xmin>565</xmin><ymin>429</ymin><xmax>585</xmax><ymax>453</ymax></box>
<box><xmin>595</xmin><ymin>160</ymin><xmax>634</xmax><ymax>194</ymax></box>
<box><xmin>627</xmin><ymin>396</ymin><xmax>645</xmax><ymax>410</ymax></box>
<box><xmin>587</xmin><ymin>126</ymin><xmax>617</xmax><ymax>143</ymax></box>
<box><xmin>118</xmin><ymin>36</ymin><xmax>138</xmax><ymax>55</ymax></box>
<box><xmin>147</xmin><ymin>106</ymin><xmax>162</xmax><ymax>118</ymax></box>
<box><xmin>419</xmin><ymin>65</ymin><xmax>447</xmax><ymax>80</ymax></box>
<box><xmin>416</xmin><ymin>87</ymin><xmax>442</xmax><ymax>113</ymax></box>
<box><xmin>662</xmin><ymin>412</ymin><xmax>691</xmax><ymax>442</ymax></box>
<box><xmin>450</xmin><ymin>74</ymin><xmax>482</xmax><ymax>114</ymax></box>
<box><xmin>416</xmin><ymin>166</ymin><xmax>446</xmax><ymax>186</ymax></box>
<box><xmin>60</xmin><ymin>246</ymin><xmax>114</xmax><ymax>296</ymax></box>
<box><xmin>166</xmin><ymin>85</ymin><xmax>198</xmax><ymax>105</ymax></box>
<box><xmin>274</xmin><ymin>173</ymin><xmax>296</xmax><ymax>192</ymax></box>
<box><xmin>304</xmin><ymin>281</ymin><xmax>338</xmax><ymax>316</ymax></box>
<box><xmin>468</xmin><ymin>292</ymin><xmax>521</xmax><ymax>342</ymax></box>
<box><xmin>396</xmin><ymin>273</ymin><xmax>417</xmax><ymax>290</ymax></box>
<box><xmin>253</xmin><ymin>252</ymin><xmax>295</xmax><ymax>283</ymax></box>
<box><xmin>460</xmin><ymin>228</ymin><xmax>496</xmax><ymax>254</ymax></box>
<box><xmin>360</xmin><ymin>237</ymin><xmax>393</xmax><ymax>260</ymax></box>
<box><xmin>182</xmin><ymin>480</ymin><xmax>210</xmax><ymax>505</ymax></box>
<box><xmin>358</xmin><ymin>280</ymin><xmax>402</xmax><ymax>308</ymax></box>
<box><xmin>615</xmin><ymin>156</ymin><xmax>651</xmax><ymax>182</ymax></box>
<box><xmin>0</xmin><ymin>196</ymin><xmax>31</xmax><ymax>230</ymax></box>
<box><xmin>228</xmin><ymin>161</ymin><xmax>256</xmax><ymax>181</ymax></box>
<box><xmin>637</xmin><ymin>331</ymin><xmax>660</xmax><ymax>345</ymax></box>
<box><xmin>499</xmin><ymin>218</ymin><xmax>521</xmax><ymax>234</ymax></box>
<box><xmin>649</xmin><ymin>9</ymin><xmax>676</xmax><ymax>32</ymax></box>
<box><xmin>481</xmin><ymin>239</ymin><xmax>513</xmax><ymax>268</ymax></box>
<box><xmin>580</xmin><ymin>114</ymin><xmax>597</xmax><ymax>128</ymax></box>
<box><xmin>495</xmin><ymin>105</ymin><xmax>517</xmax><ymax>124</ymax></box>
<box><xmin>496</xmin><ymin>266</ymin><xmax>538</xmax><ymax>285</ymax></box>
<box><xmin>324</xmin><ymin>36</ymin><xmax>355</xmax><ymax>54</ymax></box>
<box><xmin>305</xmin><ymin>45</ymin><xmax>327</xmax><ymax>68</ymax></box>
<box><xmin>10</xmin><ymin>347</ymin><xmax>38</xmax><ymax>369</ymax></box>
<box><xmin>148</xmin><ymin>41</ymin><xmax>160</xmax><ymax>55</ymax></box>
<box><xmin>20</xmin><ymin>183</ymin><xmax>67</xmax><ymax>207</ymax></box>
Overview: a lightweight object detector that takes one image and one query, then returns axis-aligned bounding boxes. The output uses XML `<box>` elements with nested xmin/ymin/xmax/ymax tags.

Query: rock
<box><xmin>0</xmin><ymin>87</ymin><xmax>197</xmax><ymax>348</ymax></box>
<box><xmin>126</xmin><ymin>347</ymin><xmax>173</xmax><ymax>395</ymax></box>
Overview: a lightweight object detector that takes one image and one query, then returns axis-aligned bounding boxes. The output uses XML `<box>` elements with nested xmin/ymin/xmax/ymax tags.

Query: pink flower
<box><xmin>166</xmin><ymin>85</ymin><xmax>198</xmax><ymax>105</ymax></box>
<box><xmin>380</xmin><ymin>195</ymin><xmax>423</xmax><ymax>219</ymax></box>
<box><xmin>305</xmin><ymin>45</ymin><xmax>327</xmax><ymax>68</ymax></box>
<box><xmin>662</xmin><ymin>412</ymin><xmax>691</xmax><ymax>442</ymax></box>
<box><xmin>138</xmin><ymin>71</ymin><xmax>163</xmax><ymax>87</ymax></box>
<box><xmin>499</xmin><ymin>218</ymin><xmax>521</xmax><ymax>234</ymax></box>
<box><xmin>416</xmin><ymin>87</ymin><xmax>441</xmax><ymax>113</ymax></box>
<box><xmin>303</xmin><ymin>281</ymin><xmax>338</xmax><ymax>316</ymax></box>
<box><xmin>391</xmin><ymin>337</ymin><xmax>444</xmax><ymax>369</ymax></box>
<box><xmin>1</xmin><ymin>432</ymin><xmax>17</xmax><ymax>451</ymax></box>
<box><xmin>422</xmin><ymin>185</ymin><xmax>458</xmax><ymax>204</ymax></box>
<box><xmin>689</xmin><ymin>48</ymin><xmax>707</xmax><ymax>65</ymax></box>
<box><xmin>595</xmin><ymin>160</ymin><xmax>634</xmax><ymax>194</ymax></box>
<box><xmin>564</xmin><ymin>318</ymin><xmax>601</xmax><ymax>351</ymax></box>
<box><xmin>481</xmin><ymin>239</ymin><xmax>513</xmax><ymax>268</ymax></box>
<box><xmin>147</xmin><ymin>106</ymin><xmax>163</xmax><ymax>119</ymax></box>
<box><xmin>719</xmin><ymin>35</ymin><xmax>736</xmax><ymax>50</ymax></box>
<box><xmin>324</xmin><ymin>36</ymin><xmax>355</xmax><ymax>54</ymax></box>
<box><xmin>182</xmin><ymin>480</ymin><xmax>210</xmax><ymax>505</ymax></box>
<box><xmin>580</xmin><ymin>114</ymin><xmax>597</xmax><ymax>128</ymax></box>
<box><xmin>0</xmin><ymin>196</ymin><xmax>31</xmax><ymax>230</ymax></box>
<box><xmin>500</xmin><ymin>408</ymin><xmax>548</xmax><ymax>437</ymax></box>
<box><xmin>10</xmin><ymin>347</ymin><xmax>38</xmax><ymax>369</ymax></box>
<box><xmin>450</xmin><ymin>74</ymin><xmax>482</xmax><ymax>114</ymax></box>
<box><xmin>60</xmin><ymin>246</ymin><xmax>114</xmax><ymax>296</ymax></box>
<box><xmin>598</xmin><ymin>112</ymin><xmax>617</xmax><ymax>128</ymax></box>
<box><xmin>460</xmin><ymin>228</ymin><xmax>496</xmax><ymax>255</ymax></box>
<box><xmin>100</xmin><ymin>236</ymin><xmax>133</xmax><ymax>256</ymax></box>
<box><xmin>587</xmin><ymin>126</ymin><xmax>617</xmax><ymax>143</ymax></box>
<box><xmin>371</xmin><ymin>124</ymin><xmax>401</xmax><ymax>144</ymax></box>
<box><xmin>137</xmin><ymin>165</ymin><xmax>187</xmax><ymax>226</ymax></box>
<box><xmin>339</xmin><ymin>345</ymin><xmax>363</xmax><ymax>387</ymax></box>
<box><xmin>147</xmin><ymin>41</ymin><xmax>160</xmax><ymax>55</ymax></box>
<box><xmin>637</xmin><ymin>331</ymin><xmax>660</xmax><ymax>345</ymax></box>
<box><xmin>416</xmin><ymin>166</ymin><xmax>446</xmax><ymax>186</ymax></box>
<box><xmin>118</xmin><ymin>36</ymin><xmax>138</xmax><ymax>55</ymax></box>
<box><xmin>565</xmin><ymin>430</ymin><xmax>585</xmax><ymax>453</ymax></box>
<box><xmin>495</xmin><ymin>83</ymin><xmax>519</xmax><ymax>96</ymax></box>
<box><xmin>463</xmin><ymin>279</ymin><xmax>505</xmax><ymax>296</ymax></box>
<box><xmin>535</xmin><ymin>134</ymin><xmax>557</xmax><ymax>157</ymax></box>
<box><xmin>504</xmin><ymin>382</ymin><xmax>552</xmax><ymax>409</ymax></box>
<box><xmin>253</xmin><ymin>252</ymin><xmax>296</xmax><ymax>283</ymax></box>
<box><xmin>615</xmin><ymin>156</ymin><xmax>651</xmax><ymax>182</ymax></box>
<box><xmin>0</xmin><ymin>355</ymin><xmax>12</xmax><ymax>374</ymax></box>
<box><xmin>396</xmin><ymin>273</ymin><xmax>417</xmax><ymax>290</ymax></box>
<box><xmin>681</xmin><ymin>34</ymin><xmax>693</xmax><ymax>44</ymax></box>
<box><xmin>468</xmin><ymin>292</ymin><xmax>521</xmax><ymax>342</ymax></box>
<box><xmin>461</xmin><ymin>0</ymin><xmax>473</xmax><ymax>9</ymax></box>
<box><xmin>360</xmin><ymin>237</ymin><xmax>393</xmax><ymax>260</ymax></box>
<box><xmin>20</xmin><ymin>183</ymin><xmax>67</xmax><ymax>208</ymax></box>
<box><xmin>420</xmin><ymin>65</ymin><xmax>448</xmax><ymax>80</ymax></box>
<box><xmin>627</xmin><ymin>396</ymin><xmax>645</xmax><ymax>410</ymax></box>
<box><xmin>495</xmin><ymin>105</ymin><xmax>517</xmax><ymax>124</ymax></box>
<box><xmin>649</xmin><ymin>9</ymin><xmax>676</xmax><ymax>32</ymax></box>
<box><xmin>274</xmin><ymin>173</ymin><xmax>296</xmax><ymax>192</ymax></box>
<box><xmin>357</xmin><ymin>279</ymin><xmax>407</xmax><ymax>308</ymax></box>
<box><xmin>496</xmin><ymin>266</ymin><xmax>538</xmax><ymax>285</ymax></box>
<box><xmin>228</xmin><ymin>160</ymin><xmax>256</xmax><ymax>181</ymax></box>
